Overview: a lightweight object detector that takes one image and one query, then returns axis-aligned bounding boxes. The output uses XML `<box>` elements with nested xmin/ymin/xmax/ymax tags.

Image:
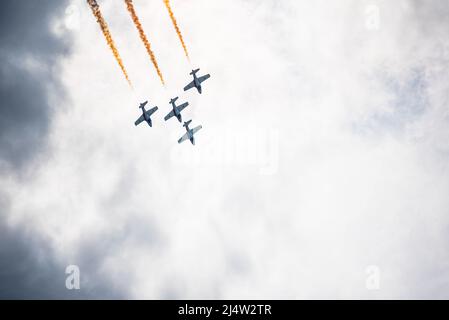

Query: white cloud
<box><xmin>5</xmin><ymin>0</ymin><xmax>449</xmax><ymax>298</ymax></box>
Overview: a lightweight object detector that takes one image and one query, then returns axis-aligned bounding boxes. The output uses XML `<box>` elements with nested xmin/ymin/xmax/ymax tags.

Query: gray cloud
<box><xmin>0</xmin><ymin>221</ymin><xmax>70</xmax><ymax>299</ymax></box>
<box><xmin>0</xmin><ymin>0</ymin><xmax>70</xmax><ymax>171</ymax></box>
<box><xmin>0</xmin><ymin>0</ymin><xmax>126</xmax><ymax>299</ymax></box>
<box><xmin>0</xmin><ymin>214</ymin><xmax>126</xmax><ymax>299</ymax></box>
<box><xmin>0</xmin><ymin>0</ymin><xmax>71</xmax><ymax>299</ymax></box>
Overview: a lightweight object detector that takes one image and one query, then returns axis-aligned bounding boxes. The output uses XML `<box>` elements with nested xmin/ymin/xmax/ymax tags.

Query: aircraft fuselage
<box><xmin>193</xmin><ymin>75</ymin><xmax>202</xmax><ymax>94</ymax></box>
<box><xmin>183</xmin><ymin>124</ymin><xmax>195</xmax><ymax>145</ymax></box>
<box><xmin>140</xmin><ymin>106</ymin><xmax>152</xmax><ymax>127</ymax></box>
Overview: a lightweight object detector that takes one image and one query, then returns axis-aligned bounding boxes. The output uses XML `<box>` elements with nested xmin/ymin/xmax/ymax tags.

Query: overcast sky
<box><xmin>1</xmin><ymin>0</ymin><xmax>449</xmax><ymax>299</ymax></box>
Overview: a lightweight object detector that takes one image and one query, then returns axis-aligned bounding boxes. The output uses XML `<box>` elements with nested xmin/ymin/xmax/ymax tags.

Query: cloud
<box><xmin>0</xmin><ymin>0</ymin><xmax>72</xmax><ymax>171</ymax></box>
<box><xmin>1</xmin><ymin>0</ymin><xmax>449</xmax><ymax>299</ymax></box>
<box><xmin>0</xmin><ymin>0</ymin><xmax>126</xmax><ymax>299</ymax></box>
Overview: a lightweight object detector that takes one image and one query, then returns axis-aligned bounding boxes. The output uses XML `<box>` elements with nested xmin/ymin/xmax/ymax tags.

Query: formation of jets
<box><xmin>134</xmin><ymin>68</ymin><xmax>210</xmax><ymax>146</ymax></box>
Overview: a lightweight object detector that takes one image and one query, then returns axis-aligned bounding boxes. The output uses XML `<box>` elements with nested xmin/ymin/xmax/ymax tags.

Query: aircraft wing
<box><xmin>177</xmin><ymin>102</ymin><xmax>189</xmax><ymax>113</ymax></box>
<box><xmin>146</xmin><ymin>106</ymin><xmax>158</xmax><ymax>117</ymax></box>
<box><xmin>134</xmin><ymin>114</ymin><xmax>145</xmax><ymax>126</ymax></box>
<box><xmin>183</xmin><ymin>80</ymin><xmax>195</xmax><ymax>91</ymax></box>
<box><xmin>191</xmin><ymin>125</ymin><xmax>202</xmax><ymax>135</ymax></box>
<box><xmin>178</xmin><ymin>132</ymin><xmax>190</xmax><ymax>144</ymax></box>
<box><xmin>198</xmin><ymin>74</ymin><xmax>210</xmax><ymax>84</ymax></box>
<box><xmin>164</xmin><ymin>110</ymin><xmax>175</xmax><ymax>121</ymax></box>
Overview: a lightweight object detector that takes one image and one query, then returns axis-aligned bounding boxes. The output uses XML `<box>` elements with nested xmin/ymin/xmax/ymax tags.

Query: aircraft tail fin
<box><xmin>183</xmin><ymin>120</ymin><xmax>192</xmax><ymax>128</ymax></box>
<box><xmin>139</xmin><ymin>101</ymin><xmax>148</xmax><ymax>109</ymax></box>
<box><xmin>190</xmin><ymin>68</ymin><xmax>200</xmax><ymax>75</ymax></box>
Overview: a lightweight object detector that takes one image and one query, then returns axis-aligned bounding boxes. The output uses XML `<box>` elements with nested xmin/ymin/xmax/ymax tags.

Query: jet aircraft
<box><xmin>178</xmin><ymin>120</ymin><xmax>202</xmax><ymax>145</ymax></box>
<box><xmin>134</xmin><ymin>101</ymin><xmax>158</xmax><ymax>127</ymax></box>
<box><xmin>164</xmin><ymin>97</ymin><xmax>189</xmax><ymax>123</ymax></box>
<box><xmin>183</xmin><ymin>68</ymin><xmax>210</xmax><ymax>94</ymax></box>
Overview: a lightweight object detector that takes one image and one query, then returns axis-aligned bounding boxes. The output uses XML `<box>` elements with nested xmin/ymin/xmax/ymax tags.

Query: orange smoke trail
<box><xmin>125</xmin><ymin>0</ymin><xmax>165</xmax><ymax>85</ymax></box>
<box><xmin>87</xmin><ymin>0</ymin><xmax>132</xmax><ymax>87</ymax></box>
<box><xmin>163</xmin><ymin>0</ymin><xmax>189</xmax><ymax>60</ymax></box>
